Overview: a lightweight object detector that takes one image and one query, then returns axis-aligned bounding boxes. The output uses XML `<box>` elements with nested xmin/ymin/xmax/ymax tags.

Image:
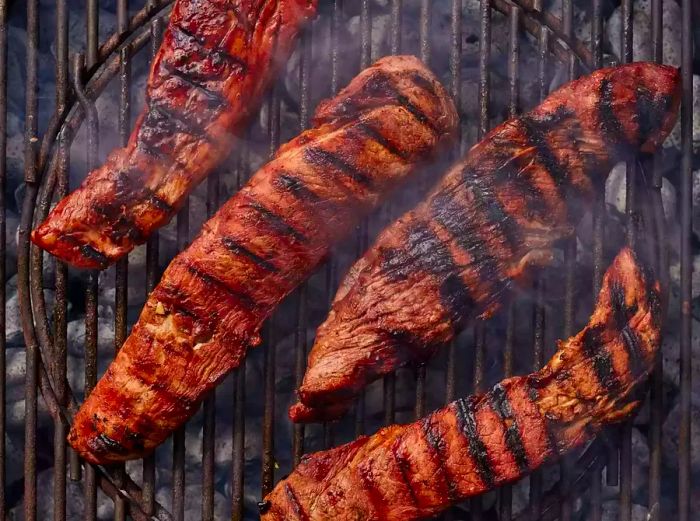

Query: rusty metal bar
<box><xmin>261</xmin><ymin>88</ymin><xmax>282</xmax><ymax>499</ymax></box>
<box><xmin>86</xmin><ymin>0</ymin><xmax>99</xmax><ymax>69</ymax></box>
<box><xmin>141</xmin><ymin>10</ymin><xmax>164</xmax><ymax>517</ymax></box>
<box><xmin>20</xmin><ymin>0</ymin><xmax>38</xmax><ymax>515</ymax></box>
<box><xmin>73</xmin><ymin>52</ymin><xmax>100</xmax><ymax>521</ymax></box>
<box><xmin>112</xmin><ymin>4</ymin><xmax>130</xmax><ymax>521</ymax></box>
<box><xmin>52</xmin><ymin>0</ymin><xmax>68</xmax><ymax>518</ymax></box>
<box><xmin>646</xmin><ymin>3</ymin><xmax>664</xmax><ymax>521</ymax></box>
<box><xmin>471</xmin><ymin>2</ymin><xmax>491</xmax><ymax>518</ymax></box>
<box><xmin>589</xmin><ymin>0</ymin><xmax>605</xmax><ymax>519</ymax></box>
<box><xmin>293</xmin><ymin>27</ymin><xmax>312</xmax><ymax>465</ymax></box>
<box><xmin>678</xmin><ymin>0</ymin><xmax>694</xmax><ymax>519</ymax></box>
<box><xmin>0</xmin><ymin>0</ymin><xmax>7</xmax><ymax>518</ymax></box>
<box><xmin>202</xmin><ymin>171</ymin><xmax>219</xmax><ymax>521</ymax></box>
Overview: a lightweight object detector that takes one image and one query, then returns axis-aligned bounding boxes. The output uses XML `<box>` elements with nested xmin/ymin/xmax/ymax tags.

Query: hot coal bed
<box><xmin>1</xmin><ymin>0</ymin><xmax>699</xmax><ymax>520</ymax></box>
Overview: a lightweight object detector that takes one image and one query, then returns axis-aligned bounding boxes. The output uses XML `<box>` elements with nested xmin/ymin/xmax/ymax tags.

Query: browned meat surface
<box><xmin>292</xmin><ymin>62</ymin><xmax>679</xmax><ymax>422</ymax></box>
<box><xmin>67</xmin><ymin>56</ymin><xmax>459</xmax><ymax>464</ymax></box>
<box><xmin>266</xmin><ymin>248</ymin><xmax>662</xmax><ymax>520</ymax></box>
<box><xmin>32</xmin><ymin>0</ymin><xmax>318</xmax><ymax>269</ymax></box>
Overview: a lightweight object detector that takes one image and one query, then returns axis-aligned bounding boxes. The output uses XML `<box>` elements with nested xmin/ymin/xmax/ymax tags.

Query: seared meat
<box><xmin>292</xmin><ymin>62</ymin><xmax>679</xmax><ymax>422</ymax></box>
<box><xmin>67</xmin><ymin>56</ymin><xmax>459</xmax><ymax>464</ymax></box>
<box><xmin>32</xmin><ymin>0</ymin><xmax>318</xmax><ymax>269</ymax></box>
<box><xmin>267</xmin><ymin>248</ymin><xmax>662</xmax><ymax>521</ymax></box>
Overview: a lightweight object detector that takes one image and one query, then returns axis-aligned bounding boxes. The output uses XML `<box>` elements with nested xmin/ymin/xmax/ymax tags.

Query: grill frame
<box><xmin>2</xmin><ymin>0</ymin><xmax>694</xmax><ymax>520</ymax></box>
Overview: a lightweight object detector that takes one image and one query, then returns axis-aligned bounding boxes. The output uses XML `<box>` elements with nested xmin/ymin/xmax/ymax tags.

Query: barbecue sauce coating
<box><xmin>32</xmin><ymin>0</ymin><xmax>318</xmax><ymax>269</ymax></box>
<box><xmin>67</xmin><ymin>56</ymin><xmax>459</xmax><ymax>463</ymax></box>
<box><xmin>267</xmin><ymin>248</ymin><xmax>662</xmax><ymax>520</ymax></box>
<box><xmin>292</xmin><ymin>62</ymin><xmax>680</xmax><ymax>421</ymax></box>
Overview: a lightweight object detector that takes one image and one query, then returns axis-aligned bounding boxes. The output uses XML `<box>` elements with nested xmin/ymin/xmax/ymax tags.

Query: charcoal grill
<box><xmin>2</xmin><ymin>0</ymin><xmax>696</xmax><ymax>520</ymax></box>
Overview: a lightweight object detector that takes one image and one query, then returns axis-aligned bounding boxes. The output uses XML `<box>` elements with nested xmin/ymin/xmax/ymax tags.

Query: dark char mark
<box><xmin>524</xmin><ymin>380</ymin><xmax>560</xmax><ymax>456</ymax></box>
<box><xmin>304</xmin><ymin>146</ymin><xmax>373</xmax><ymax>188</ymax></box>
<box><xmin>148</xmin><ymin>100</ymin><xmax>210</xmax><ymax>139</ymax></box>
<box><xmin>96</xmin><ymin>433</ymin><xmax>129</xmax><ymax>455</ymax></box>
<box><xmin>519</xmin><ymin>111</ymin><xmax>583</xmax><ymax>223</ymax></box>
<box><xmin>490</xmin><ymin>384</ymin><xmax>530</xmax><ymax>474</ymax></box>
<box><xmin>171</xmin><ymin>23</ymin><xmax>248</xmax><ymax>74</ymax></box>
<box><xmin>356</xmin><ymin>121</ymin><xmax>409</xmax><ymax>161</ymax></box>
<box><xmin>461</xmin><ymin>167</ymin><xmax>522</xmax><ymax>251</ymax></box>
<box><xmin>621</xmin><ymin>326</ymin><xmax>645</xmax><ymax>375</ymax></box>
<box><xmin>76</xmin><ymin>242</ymin><xmax>109</xmax><ymax>268</ymax></box>
<box><xmin>454</xmin><ymin>397</ymin><xmax>495</xmax><ymax>489</ymax></box>
<box><xmin>248</xmin><ymin>201</ymin><xmax>307</xmax><ymax>243</ymax></box>
<box><xmin>635</xmin><ymin>87</ymin><xmax>673</xmax><ymax>146</ymax></box>
<box><xmin>431</xmin><ymin>192</ymin><xmax>510</xmax><ymax>306</ymax></box>
<box><xmin>421</xmin><ymin>417</ymin><xmax>457</xmax><ymax>499</ymax></box>
<box><xmin>273</xmin><ymin>173</ymin><xmax>320</xmax><ymax>202</ymax></box>
<box><xmin>160</xmin><ymin>61</ymin><xmax>229</xmax><ymax>109</ymax></box>
<box><xmin>221</xmin><ymin>237</ymin><xmax>279</xmax><ymax>273</ymax></box>
<box><xmin>284</xmin><ymin>483</ymin><xmax>310</xmax><ymax>521</ymax></box>
<box><xmin>599</xmin><ymin>78</ymin><xmax>633</xmax><ymax>160</ymax></box>
<box><xmin>114</xmin><ymin>167</ymin><xmax>175</xmax><ymax>215</ymax></box>
<box><xmin>381</xmin><ymin>222</ymin><xmax>476</xmax><ymax>327</ymax></box>
<box><xmin>391</xmin><ymin>442</ymin><xmax>420</xmax><ymax>507</ymax></box>
<box><xmin>581</xmin><ymin>324</ymin><xmax>621</xmax><ymax>394</ymax></box>
<box><xmin>362</xmin><ymin>72</ymin><xmax>438</xmax><ymax>133</ymax></box>
<box><xmin>185</xmin><ymin>263</ymin><xmax>255</xmax><ymax>309</ymax></box>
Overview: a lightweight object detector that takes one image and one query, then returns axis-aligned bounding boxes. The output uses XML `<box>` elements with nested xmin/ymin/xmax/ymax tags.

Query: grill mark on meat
<box><xmin>381</xmin><ymin>222</ymin><xmax>476</xmax><ymax>326</ymax></box>
<box><xmin>489</xmin><ymin>144</ymin><xmax>550</xmax><ymax>221</ymax></box>
<box><xmin>581</xmin><ymin>324</ymin><xmax>621</xmax><ymax>393</ymax></box>
<box><xmin>357</xmin><ymin>461</ymin><xmax>389</xmax><ymax>519</ymax></box>
<box><xmin>461</xmin><ymin>167</ymin><xmax>522</xmax><ymax>252</ymax></box>
<box><xmin>147</xmin><ymin>192</ymin><xmax>174</xmax><ymax>213</ymax></box>
<box><xmin>454</xmin><ymin>397</ymin><xmax>495</xmax><ymax>489</ymax></box>
<box><xmin>284</xmin><ymin>483</ymin><xmax>309</xmax><ymax>521</ymax></box>
<box><xmin>421</xmin><ymin>417</ymin><xmax>457</xmax><ymax>500</ymax></box>
<box><xmin>361</xmin><ymin>72</ymin><xmax>438</xmax><ymax>134</ymax></box>
<box><xmin>248</xmin><ymin>201</ymin><xmax>308</xmax><ymax>243</ymax></box>
<box><xmin>91</xmin><ymin>202</ymin><xmax>146</xmax><ymax>243</ymax></box>
<box><xmin>599</xmin><ymin>78</ymin><xmax>632</xmax><ymax>159</ymax></box>
<box><xmin>524</xmin><ymin>380</ymin><xmax>560</xmax><ymax>456</ymax></box>
<box><xmin>95</xmin><ymin>433</ymin><xmax>129</xmax><ymax>455</ymax></box>
<box><xmin>636</xmin><ymin>87</ymin><xmax>673</xmax><ymax>147</ymax></box>
<box><xmin>184</xmin><ymin>263</ymin><xmax>255</xmax><ymax>309</ymax></box>
<box><xmin>61</xmin><ymin>236</ymin><xmax>110</xmax><ymax>268</ymax></box>
<box><xmin>490</xmin><ymin>384</ymin><xmax>530</xmax><ymax>474</ymax></box>
<box><xmin>273</xmin><ymin>173</ymin><xmax>321</xmax><ymax>202</ymax></box>
<box><xmin>303</xmin><ymin>146</ymin><xmax>373</xmax><ymax>188</ymax></box>
<box><xmin>160</xmin><ymin>61</ymin><xmax>230</xmax><ymax>109</ymax></box>
<box><xmin>170</xmin><ymin>23</ymin><xmax>248</xmax><ymax>74</ymax></box>
<box><xmin>408</xmin><ymin>70</ymin><xmax>437</xmax><ymax>97</ymax></box>
<box><xmin>391</xmin><ymin>442</ymin><xmax>420</xmax><ymax>507</ymax></box>
<box><xmin>397</xmin><ymin>94</ymin><xmax>438</xmax><ymax>133</ymax></box>
<box><xmin>148</xmin><ymin>100</ymin><xmax>211</xmax><ymax>140</ymax></box>
<box><xmin>113</xmin><ymin>167</ymin><xmax>175</xmax><ymax>215</ymax></box>
<box><xmin>431</xmin><ymin>192</ymin><xmax>510</xmax><ymax>307</ymax></box>
<box><xmin>355</xmin><ymin>121</ymin><xmax>410</xmax><ymax>161</ymax></box>
<box><xmin>221</xmin><ymin>237</ymin><xmax>279</xmax><ymax>273</ymax></box>
<box><xmin>519</xmin><ymin>112</ymin><xmax>582</xmax><ymax>223</ymax></box>
<box><xmin>621</xmin><ymin>326</ymin><xmax>644</xmax><ymax>373</ymax></box>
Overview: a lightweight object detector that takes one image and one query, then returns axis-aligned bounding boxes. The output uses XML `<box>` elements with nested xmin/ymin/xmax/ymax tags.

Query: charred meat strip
<box><xmin>267</xmin><ymin>248</ymin><xmax>662</xmax><ymax>520</ymax></box>
<box><xmin>291</xmin><ymin>62</ymin><xmax>680</xmax><ymax>422</ymax></box>
<box><xmin>32</xmin><ymin>0</ymin><xmax>318</xmax><ymax>269</ymax></box>
<box><xmin>67</xmin><ymin>56</ymin><xmax>459</xmax><ymax>464</ymax></box>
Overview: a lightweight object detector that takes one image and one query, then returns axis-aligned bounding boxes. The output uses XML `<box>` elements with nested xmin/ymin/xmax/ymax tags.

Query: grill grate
<box><xmin>1</xmin><ymin>0</ymin><xmax>694</xmax><ymax>520</ymax></box>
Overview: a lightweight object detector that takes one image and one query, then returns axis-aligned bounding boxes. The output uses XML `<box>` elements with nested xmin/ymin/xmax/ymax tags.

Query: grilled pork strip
<box><xmin>67</xmin><ymin>56</ymin><xmax>459</xmax><ymax>464</ymax></box>
<box><xmin>32</xmin><ymin>0</ymin><xmax>318</xmax><ymax>269</ymax></box>
<box><xmin>292</xmin><ymin>62</ymin><xmax>679</xmax><ymax>422</ymax></box>
<box><xmin>267</xmin><ymin>248</ymin><xmax>662</xmax><ymax>521</ymax></box>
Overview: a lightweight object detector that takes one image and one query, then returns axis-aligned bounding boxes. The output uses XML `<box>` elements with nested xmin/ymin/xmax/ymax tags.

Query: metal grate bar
<box><xmin>0</xmin><ymin>0</ymin><xmax>7</xmax><ymax>518</ymax></box>
<box><xmin>142</xmin><ymin>10</ymin><xmax>165</xmax><ymax>517</ymax></box>
<box><xmin>113</xmin><ymin>4</ymin><xmax>130</xmax><ymax>521</ymax></box>
<box><xmin>293</xmin><ymin>27</ymin><xmax>312</xmax><ymax>466</ymax></box>
<box><xmin>22</xmin><ymin>1</ymin><xmax>40</xmax><ymax>519</ymax></box>
<box><xmin>678</xmin><ymin>0</ymin><xmax>694</xmax><ymax>519</ymax></box>
<box><xmin>261</xmin><ymin>88</ymin><xmax>282</xmax><ymax>499</ymax></box>
<box><xmin>86</xmin><ymin>0</ymin><xmax>99</xmax><ymax>70</ymax></box>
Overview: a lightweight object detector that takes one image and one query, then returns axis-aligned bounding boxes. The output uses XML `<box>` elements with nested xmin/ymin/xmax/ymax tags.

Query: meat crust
<box><xmin>32</xmin><ymin>0</ymin><xmax>318</xmax><ymax>269</ymax></box>
<box><xmin>67</xmin><ymin>55</ymin><xmax>458</xmax><ymax>463</ymax></box>
<box><xmin>292</xmin><ymin>62</ymin><xmax>680</xmax><ymax>422</ymax></box>
<box><xmin>266</xmin><ymin>247</ymin><xmax>662</xmax><ymax>520</ymax></box>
